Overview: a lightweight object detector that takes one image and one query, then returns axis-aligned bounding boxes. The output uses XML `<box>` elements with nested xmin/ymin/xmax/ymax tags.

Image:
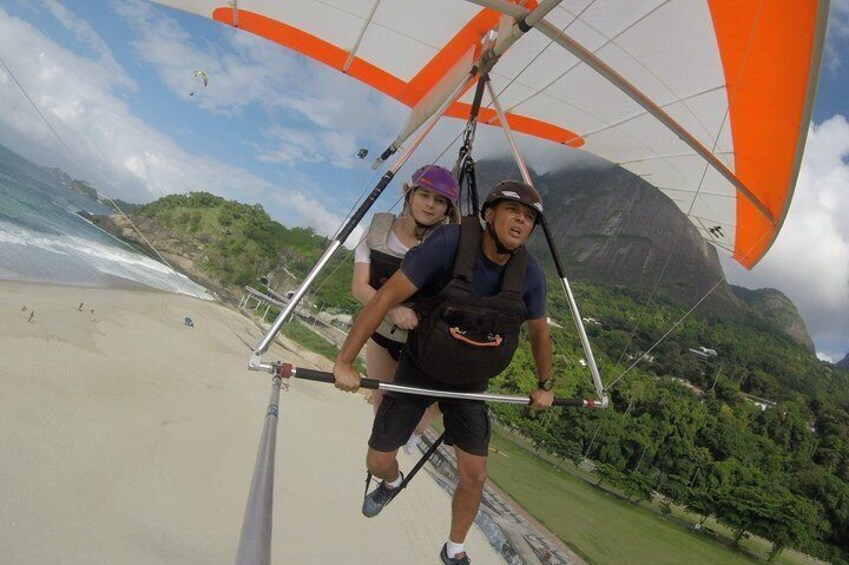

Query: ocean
<box><xmin>0</xmin><ymin>144</ymin><xmax>211</xmax><ymax>299</ymax></box>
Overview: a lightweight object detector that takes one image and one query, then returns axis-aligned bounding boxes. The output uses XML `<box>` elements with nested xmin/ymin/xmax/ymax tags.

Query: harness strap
<box><xmin>453</xmin><ymin>217</ymin><xmax>482</xmax><ymax>284</ymax></box>
<box><xmin>365</xmin><ymin>212</ymin><xmax>403</xmax><ymax>258</ymax></box>
<box><xmin>392</xmin><ymin>432</ymin><xmax>446</xmax><ymax>498</ymax></box>
<box><xmin>452</xmin><ymin>217</ymin><xmax>528</xmax><ymax>294</ymax></box>
<box><xmin>362</xmin><ymin>432</ymin><xmax>447</xmax><ymax>507</ymax></box>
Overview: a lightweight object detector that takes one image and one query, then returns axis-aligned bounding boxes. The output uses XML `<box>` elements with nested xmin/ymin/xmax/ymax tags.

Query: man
<box><xmin>334</xmin><ymin>180</ymin><xmax>554</xmax><ymax>564</ymax></box>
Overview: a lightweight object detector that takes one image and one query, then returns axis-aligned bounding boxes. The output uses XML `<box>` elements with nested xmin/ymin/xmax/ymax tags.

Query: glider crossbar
<box><xmin>274</xmin><ymin>363</ymin><xmax>606</xmax><ymax>408</ymax></box>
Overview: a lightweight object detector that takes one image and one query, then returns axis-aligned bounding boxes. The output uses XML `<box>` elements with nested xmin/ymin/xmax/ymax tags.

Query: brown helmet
<box><xmin>480</xmin><ymin>180</ymin><xmax>544</xmax><ymax>225</ymax></box>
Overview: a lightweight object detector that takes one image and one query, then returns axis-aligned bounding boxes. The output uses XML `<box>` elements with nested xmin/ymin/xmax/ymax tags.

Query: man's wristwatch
<box><xmin>537</xmin><ymin>379</ymin><xmax>554</xmax><ymax>391</ymax></box>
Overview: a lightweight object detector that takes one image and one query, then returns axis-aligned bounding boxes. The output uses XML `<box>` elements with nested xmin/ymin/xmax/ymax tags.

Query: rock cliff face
<box><xmin>475</xmin><ymin>160</ymin><xmax>742</xmax><ymax>317</ymax></box>
<box><xmin>474</xmin><ymin>159</ymin><xmax>816</xmax><ymax>349</ymax></box>
<box><xmin>731</xmin><ymin>286</ymin><xmax>816</xmax><ymax>353</ymax></box>
<box><xmin>85</xmin><ymin>213</ymin><xmax>235</xmax><ymax>301</ymax></box>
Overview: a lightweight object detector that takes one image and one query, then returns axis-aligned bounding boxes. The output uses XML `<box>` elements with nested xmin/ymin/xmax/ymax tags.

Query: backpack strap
<box><xmin>500</xmin><ymin>245</ymin><xmax>527</xmax><ymax>294</ymax></box>
<box><xmin>452</xmin><ymin>217</ymin><xmax>483</xmax><ymax>284</ymax></box>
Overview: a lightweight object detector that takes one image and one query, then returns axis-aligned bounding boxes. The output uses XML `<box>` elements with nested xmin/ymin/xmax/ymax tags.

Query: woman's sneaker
<box><xmin>361</xmin><ymin>472</ymin><xmax>403</xmax><ymax>518</ymax></box>
<box><xmin>402</xmin><ymin>432</ymin><xmax>423</xmax><ymax>455</ymax></box>
<box><xmin>439</xmin><ymin>544</ymin><xmax>471</xmax><ymax>564</ymax></box>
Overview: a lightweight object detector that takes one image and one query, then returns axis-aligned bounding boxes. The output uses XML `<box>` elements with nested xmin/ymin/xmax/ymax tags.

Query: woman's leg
<box><xmin>415</xmin><ymin>403</ymin><xmax>442</xmax><ymax>435</ymax></box>
<box><xmin>365</xmin><ymin>338</ymin><xmax>399</xmax><ymax>414</ymax></box>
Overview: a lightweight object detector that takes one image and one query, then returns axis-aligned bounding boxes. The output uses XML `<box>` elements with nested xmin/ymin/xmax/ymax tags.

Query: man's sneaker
<box><xmin>439</xmin><ymin>544</ymin><xmax>470</xmax><ymax>564</ymax></box>
<box><xmin>361</xmin><ymin>472</ymin><xmax>403</xmax><ymax>518</ymax></box>
<box><xmin>402</xmin><ymin>432</ymin><xmax>423</xmax><ymax>455</ymax></box>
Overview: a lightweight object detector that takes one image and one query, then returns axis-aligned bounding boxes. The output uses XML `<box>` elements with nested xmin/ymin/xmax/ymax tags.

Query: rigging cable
<box><xmin>603</xmin><ymin>2</ymin><xmax>767</xmax><ymax>392</ymax></box>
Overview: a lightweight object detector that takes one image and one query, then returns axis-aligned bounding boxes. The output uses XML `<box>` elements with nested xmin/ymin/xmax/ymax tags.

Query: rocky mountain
<box><xmin>475</xmin><ymin>159</ymin><xmax>743</xmax><ymax>317</ymax></box>
<box><xmin>838</xmin><ymin>353</ymin><xmax>849</xmax><ymax>370</ymax></box>
<box><xmin>731</xmin><ymin>286</ymin><xmax>816</xmax><ymax>353</ymax></box>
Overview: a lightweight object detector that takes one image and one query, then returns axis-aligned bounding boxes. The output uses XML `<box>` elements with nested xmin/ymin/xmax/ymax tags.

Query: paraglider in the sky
<box><xmin>356</xmin><ymin>148</ymin><xmax>368</xmax><ymax>159</ymax></box>
<box><xmin>189</xmin><ymin>69</ymin><xmax>208</xmax><ymax>96</ymax></box>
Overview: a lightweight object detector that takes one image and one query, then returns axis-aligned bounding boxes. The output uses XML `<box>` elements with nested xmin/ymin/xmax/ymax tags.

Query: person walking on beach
<box><xmin>352</xmin><ymin>165</ymin><xmax>460</xmax><ymax>454</ymax></box>
<box><xmin>334</xmin><ymin>180</ymin><xmax>555</xmax><ymax>564</ymax></box>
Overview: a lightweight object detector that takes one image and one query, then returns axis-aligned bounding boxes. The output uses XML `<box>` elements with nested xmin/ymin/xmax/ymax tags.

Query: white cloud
<box><xmin>817</xmin><ymin>351</ymin><xmax>837</xmax><ymax>364</ymax></box>
<box><xmin>0</xmin><ymin>2</ymin><xmax>387</xmax><ymax>238</ymax></box>
<box><xmin>42</xmin><ymin>0</ymin><xmax>134</xmax><ymax>89</ymax></box>
<box><xmin>113</xmin><ymin>0</ymin><xmax>404</xmax><ymax>169</ymax></box>
<box><xmin>825</xmin><ymin>0</ymin><xmax>849</xmax><ymax>72</ymax></box>
<box><xmin>723</xmin><ymin>116</ymin><xmax>849</xmax><ymax>359</ymax></box>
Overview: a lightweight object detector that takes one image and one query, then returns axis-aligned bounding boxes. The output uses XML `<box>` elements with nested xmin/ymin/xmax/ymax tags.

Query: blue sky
<box><xmin>1</xmin><ymin>0</ymin><xmax>848</xmax><ymax>360</ymax></box>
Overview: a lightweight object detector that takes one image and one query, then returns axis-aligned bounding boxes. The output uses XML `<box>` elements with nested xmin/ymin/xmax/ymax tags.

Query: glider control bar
<box><xmin>273</xmin><ymin>363</ymin><xmax>607</xmax><ymax>408</ymax></box>
<box><xmin>466</xmin><ymin>0</ymin><xmax>776</xmax><ymax>226</ymax></box>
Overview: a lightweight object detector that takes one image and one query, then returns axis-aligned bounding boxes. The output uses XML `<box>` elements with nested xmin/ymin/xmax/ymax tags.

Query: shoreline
<box><xmin>0</xmin><ymin>280</ymin><xmax>503</xmax><ymax>564</ymax></box>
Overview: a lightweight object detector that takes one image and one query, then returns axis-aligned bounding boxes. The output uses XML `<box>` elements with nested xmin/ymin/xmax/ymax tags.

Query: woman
<box><xmin>352</xmin><ymin>164</ymin><xmax>460</xmax><ymax>454</ymax></box>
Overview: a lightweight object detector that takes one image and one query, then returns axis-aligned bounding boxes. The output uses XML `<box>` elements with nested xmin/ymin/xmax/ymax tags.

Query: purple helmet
<box><xmin>410</xmin><ymin>165</ymin><xmax>459</xmax><ymax>202</ymax></box>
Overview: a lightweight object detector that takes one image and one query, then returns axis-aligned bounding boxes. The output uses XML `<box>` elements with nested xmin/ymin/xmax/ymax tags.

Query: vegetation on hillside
<box><xmin>491</xmin><ymin>281</ymin><xmax>849</xmax><ymax>563</ymax></box>
<box><xmin>134</xmin><ymin>192</ymin><xmax>357</xmax><ymax>311</ymax></box>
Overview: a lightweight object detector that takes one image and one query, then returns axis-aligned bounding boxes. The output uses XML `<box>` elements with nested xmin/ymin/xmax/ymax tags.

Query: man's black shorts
<box><xmin>367</xmin><ymin>357</ymin><xmax>491</xmax><ymax>457</ymax></box>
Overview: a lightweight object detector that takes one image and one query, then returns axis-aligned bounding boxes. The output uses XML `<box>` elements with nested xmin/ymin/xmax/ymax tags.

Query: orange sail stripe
<box><xmin>211</xmin><ymin>3</ymin><xmax>583</xmax><ymax>147</ymax></box>
<box><xmin>709</xmin><ymin>1</ymin><xmax>821</xmax><ymax>269</ymax></box>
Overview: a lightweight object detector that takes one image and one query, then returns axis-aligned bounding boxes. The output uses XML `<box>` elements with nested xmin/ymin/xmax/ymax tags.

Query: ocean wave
<box><xmin>0</xmin><ymin>220</ymin><xmax>71</xmax><ymax>255</ymax></box>
<box><xmin>0</xmin><ymin>219</ymin><xmax>212</xmax><ymax>299</ymax></box>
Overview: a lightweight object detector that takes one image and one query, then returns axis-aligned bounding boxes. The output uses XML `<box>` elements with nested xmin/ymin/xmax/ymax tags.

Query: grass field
<box><xmin>486</xmin><ymin>431</ymin><xmax>820</xmax><ymax>565</ymax></box>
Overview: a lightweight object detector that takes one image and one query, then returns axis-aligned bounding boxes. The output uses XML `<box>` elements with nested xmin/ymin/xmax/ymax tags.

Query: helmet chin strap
<box><xmin>486</xmin><ymin>222</ymin><xmax>518</xmax><ymax>256</ymax></box>
<box><xmin>413</xmin><ymin>219</ymin><xmax>430</xmax><ymax>241</ymax></box>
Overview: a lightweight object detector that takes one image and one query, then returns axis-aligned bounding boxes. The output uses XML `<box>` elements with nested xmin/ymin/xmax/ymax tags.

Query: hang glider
<box><xmin>150</xmin><ymin>0</ymin><xmax>826</xmax><ymax>269</ymax></box>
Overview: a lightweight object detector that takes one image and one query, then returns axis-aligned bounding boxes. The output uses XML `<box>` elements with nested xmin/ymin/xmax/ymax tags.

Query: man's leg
<box><xmin>366</xmin><ymin>447</ymin><xmax>400</xmax><ymax>482</ymax></box>
<box><xmin>449</xmin><ymin>447</ymin><xmax>488</xmax><ymax>543</ymax></box>
<box><xmin>362</xmin><ymin>393</ymin><xmax>426</xmax><ymax>517</ymax></box>
<box><xmin>438</xmin><ymin>399</ymin><xmax>490</xmax><ymax>560</ymax></box>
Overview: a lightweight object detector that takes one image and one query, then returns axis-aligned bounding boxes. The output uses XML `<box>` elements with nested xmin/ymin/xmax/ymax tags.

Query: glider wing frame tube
<box><xmin>485</xmin><ymin>81</ymin><xmax>607</xmax><ymax>405</ymax></box>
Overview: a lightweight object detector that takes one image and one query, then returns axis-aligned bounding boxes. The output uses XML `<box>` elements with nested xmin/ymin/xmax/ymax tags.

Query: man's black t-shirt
<box><xmin>400</xmin><ymin>223</ymin><xmax>546</xmax><ymax>318</ymax></box>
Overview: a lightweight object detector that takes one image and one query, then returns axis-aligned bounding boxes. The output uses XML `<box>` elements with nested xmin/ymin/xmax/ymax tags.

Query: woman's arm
<box><xmin>351</xmin><ymin>261</ymin><xmax>376</xmax><ymax>306</ymax></box>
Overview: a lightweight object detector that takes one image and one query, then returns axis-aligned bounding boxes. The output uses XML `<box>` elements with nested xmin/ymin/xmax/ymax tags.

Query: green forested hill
<box><xmin>125</xmin><ymin>191</ymin><xmax>848</xmax><ymax>562</ymax></box>
<box><xmin>128</xmin><ymin>192</ymin><xmax>357</xmax><ymax>310</ymax></box>
<box><xmin>494</xmin><ymin>280</ymin><xmax>849</xmax><ymax>563</ymax></box>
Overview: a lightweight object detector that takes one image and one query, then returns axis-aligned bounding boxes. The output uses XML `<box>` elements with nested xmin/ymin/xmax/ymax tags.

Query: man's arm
<box><xmin>526</xmin><ymin>316</ymin><xmax>554</xmax><ymax>410</ymax></box>
<box><xmin>333</xmin><ymin>270</ymin><xmax>419</xmax><ymax>392</ymax></box>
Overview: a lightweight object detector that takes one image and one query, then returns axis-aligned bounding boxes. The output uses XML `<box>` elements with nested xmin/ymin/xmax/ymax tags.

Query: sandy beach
<box><xmin>0</xmin><ymin>281</ymin><xmax>503</xmax><ymax>564</ymax></box>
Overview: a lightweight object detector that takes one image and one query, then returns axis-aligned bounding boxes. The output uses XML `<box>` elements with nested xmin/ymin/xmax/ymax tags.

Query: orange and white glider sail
<box><xmin>151</xmin><ymin>0</ymin><xmax>828</xmax><ymax>269</ymax></box>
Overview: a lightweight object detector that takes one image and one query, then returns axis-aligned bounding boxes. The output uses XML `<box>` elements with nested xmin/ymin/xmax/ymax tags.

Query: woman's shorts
<box><xmin>370</xmin><ymin>332</ymin><xmax>405</xmax><ymax>362</ymax></box>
